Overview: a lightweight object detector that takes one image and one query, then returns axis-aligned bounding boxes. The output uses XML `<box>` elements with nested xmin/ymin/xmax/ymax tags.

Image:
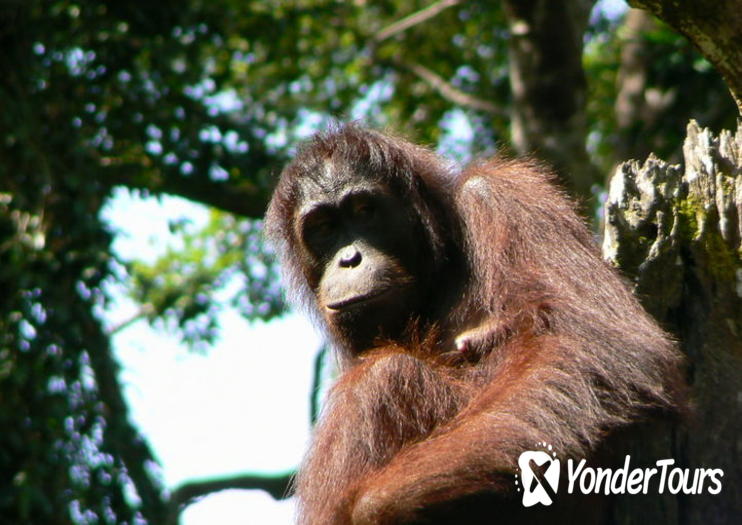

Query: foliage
<box><xmin>0</xmin><ymin>165</ymin><xmax>154</xmax><ymax>523</ymax></box>
<box><xmin>584</xmin><ymin>15</ymin><xmax>736</xmax><ymax>171</ymax></box>
<box><xmin>126</xmin><ymin>212</ymin><xmax>285</xmax><ymax>349</ymax></box>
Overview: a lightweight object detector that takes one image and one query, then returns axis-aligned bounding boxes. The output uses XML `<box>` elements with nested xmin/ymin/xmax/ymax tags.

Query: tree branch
<box><xmin>310</xmin><ymin>345</ymin><xmax>329</xmax><ymax>425</ymax></box>
<box><xmin>108</xmin><ymin>304</ymin><xmax>155</xmax><ymax>336</ymax></box>
<box><xmin>370</xmin><ymin>0</ymin><xmax>501</xmax><ymax>116</ymax></box>
<box><xmin>373</xmin><ymin>0</ymin><xmax>462</xmax><ymax>42</ymax></box>
<box><xmin>103</xmin><ymin>161</ymin><xmax>273</xmax><ymax>219</ymax></box>
<box><xmin>166</xmin><ymin>471</ymin><xmax>295</xmax><ymax>525</ymax></box>
<box><xmin>399</xmin><ymin>60</ymin><xmax>505</xmax><ymax>115</ymax></box>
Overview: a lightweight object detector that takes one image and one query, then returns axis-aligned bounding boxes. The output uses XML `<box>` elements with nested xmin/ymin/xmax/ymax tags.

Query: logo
<box><xmin>516</xmin><ymin>442</ymin><xmax>560</xmax><ymax>507</ymax></box>
<box><xmin>515</xmin><ymin>444</ymin><xmax>725</xmax><ymax>507</ymax></box>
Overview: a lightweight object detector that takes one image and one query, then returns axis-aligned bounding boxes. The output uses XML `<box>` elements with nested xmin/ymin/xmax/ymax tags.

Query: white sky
<box><xmin>102</xmin><ymin>190</ymin><xmax>321</xmax><ymax>524</ymax></box>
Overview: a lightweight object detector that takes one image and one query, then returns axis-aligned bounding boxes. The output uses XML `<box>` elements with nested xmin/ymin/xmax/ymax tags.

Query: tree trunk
<box><xmin>502</xmin><ymin>0</ymin><xmax>601</xmax><ymax>205</ymax></box>
<box><xmin>603</xmin><ymin>120</ymin><xmax>741</xmax><ymax>523</ymax></box>
<box><xmin>613</xmin><ymin>9</ymin><xmax>660</xmax><ymax>165</ymax></box>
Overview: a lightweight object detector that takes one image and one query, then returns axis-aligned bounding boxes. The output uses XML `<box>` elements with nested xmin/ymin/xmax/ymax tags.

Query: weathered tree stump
<box><xmin>604</xmin><ymin>120</ymin><xmax>741</xmax><ymax>523</ymax></box>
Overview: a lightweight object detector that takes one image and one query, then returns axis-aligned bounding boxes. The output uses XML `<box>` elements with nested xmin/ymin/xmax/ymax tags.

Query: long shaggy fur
<box><xmin>265</xmin><ymin>124</ymin><xmax>685</xmax><ymax>525</ymax></box>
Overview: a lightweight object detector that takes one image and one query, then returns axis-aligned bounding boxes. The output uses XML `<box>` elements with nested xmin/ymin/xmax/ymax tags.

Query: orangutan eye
<box><xmin>352</xmin><ymin>197</ymin><xmax>376</xmax><ymax>220</ymax></box>
<box><xmin>301</xmin><ymin>209</ymin><xmax>337</xmax><ymax>255</ymax></box>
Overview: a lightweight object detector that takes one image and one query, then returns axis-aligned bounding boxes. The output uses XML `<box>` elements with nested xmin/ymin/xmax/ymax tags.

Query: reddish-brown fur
<box><xmin>265</xmin><ymin>125</ymin><xmax>685</xmax><ymax>525</ymax></box>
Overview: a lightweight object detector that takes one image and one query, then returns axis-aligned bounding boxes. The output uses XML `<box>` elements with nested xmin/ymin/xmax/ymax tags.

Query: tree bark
<box><xmin>603</xmin><ymin>120</ymin><xmax>741</xmax><ymax>523</ymax></box>
<box><xmin>502</xmin><ymin>0</ymin><xmax>601</xmax><ymax>205</ymax></box>
<box><xmin>628</xmin><ymin>0</ymin><xmax>742</xmax><ymax>114</ymax></box>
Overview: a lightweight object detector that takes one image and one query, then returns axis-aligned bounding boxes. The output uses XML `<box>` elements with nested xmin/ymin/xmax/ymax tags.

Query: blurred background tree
<box><xmin>0</xmin><ymin>0</ymin><xmax>737</xmax><ymax>523</ymax></box>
